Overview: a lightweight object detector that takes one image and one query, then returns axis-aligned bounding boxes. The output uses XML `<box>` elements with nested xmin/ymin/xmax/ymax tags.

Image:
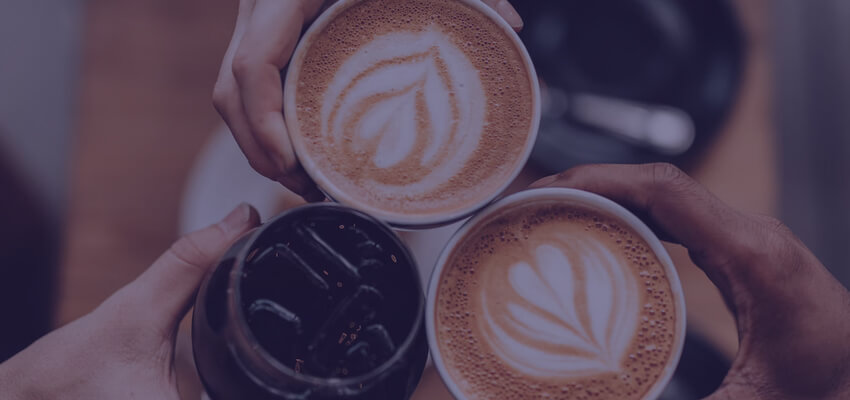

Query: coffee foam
<box><xmin>293</xmin><ymin>0</ymin><xmax>533</xmax><ymax>217</ymax></box>
<box><xmin>322</xmin><ymin>28</ymin><xmax>486</xmax><ymax>196</ymax></box>
<box><xmin>435</xmin><ymin>202</ymin><xmax>677</xmax><ymax>399</ymax></box>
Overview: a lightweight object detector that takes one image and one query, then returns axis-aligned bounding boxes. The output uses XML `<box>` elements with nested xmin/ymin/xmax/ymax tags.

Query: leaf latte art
<box><xmin>480</xmin><ymin>234</ymin><xmax>640</xmax><ymax>378</ymax></box>
<box><xmin>435</xmin><ymin>203</ymin><xmax>679</xmax><ymax>400</ymax></box>
<box><xmin>290</xmin><ymin>0</ymin><xmax>535</xmax><ymax>220</ymax></box>
<box><xmin>322</xmin><ymin>29</ymin><xmax>486</xmax><ymax>192</ymax></box>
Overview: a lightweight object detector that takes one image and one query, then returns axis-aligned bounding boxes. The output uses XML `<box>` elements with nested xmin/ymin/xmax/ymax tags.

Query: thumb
<box><xmin>119</xmin><ymin>203</ymin><xmax>260</xmax><ymax>334</ymax></box>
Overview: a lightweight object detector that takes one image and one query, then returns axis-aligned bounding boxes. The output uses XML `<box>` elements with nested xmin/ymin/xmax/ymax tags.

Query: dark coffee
<box><xmin>193</xmin><ymin>204</ymin><xmax>428</xmax><ymax>400</ymax></box>
<box><xmin>241</xmin><ymin>208</ymin><xmax>424</xmax><ymax>378</ymax></box>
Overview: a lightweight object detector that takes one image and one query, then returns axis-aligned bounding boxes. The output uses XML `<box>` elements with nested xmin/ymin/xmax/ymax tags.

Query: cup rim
<box><xmin>283</xmin><ymin>0</ymin><xmax>542</xmax><ymax>228</ymax></box>
<box><xmin>425</xmin><ymin>187</ymin><xmax>687</xmax><ymax>400</ymax></box>
<box><xmin>227</xmin><ymin>203</ymin><xmax>426</xmax><ymax>391</ymax></box>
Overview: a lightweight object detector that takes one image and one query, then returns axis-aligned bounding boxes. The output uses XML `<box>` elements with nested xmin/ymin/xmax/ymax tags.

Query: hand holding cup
<box><xmin>212</xmin><ymin>0</ymin><xmax>524</xmax><ymax>203</ymax></box>
<box><xmin>531</xmin><ymin>163</ymin><xmax>850</xmax><ymax>400</ymax></box>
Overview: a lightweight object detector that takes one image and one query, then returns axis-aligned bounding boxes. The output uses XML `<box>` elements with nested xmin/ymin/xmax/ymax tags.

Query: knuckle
<box><xmin>646</xmin><ymin>163</ymin><xmax>700</xmax><ymax>198</ymax></box>
<box><xmin>169</xmin><ymin>235</ymin><xmax>208</xmax><ymax>272</ymax></box>
<box><xmin>649</xmin><ymin>162</ymin><xmax>688</xmax><ymax>188</ymax></box>
<box><xmin>755</xmin><ymin>215</ymin><xmax>796</xmax><ymax>255</ymax></box>
<box><xmin>231</xmin><ymin>51</ymin><xmax>256</xmax><ymax>82</ymax></box>
<box><xmin>728</xmin><ymin>214</ymin><xmax>811</xmax><ymax>289</ymax></box>
<box><xmin>732</xmin><ymin>214</ymin><xmax>794</xmax><ymax>265</ymax></box>
<box><xmin>250</xmin><ymin>112</ymin><xmax>273</xmax><ymax>135</ymax></box>
<box><xmin>759</xmin><ymin>215</ymin><xmax>792</xmax><ymax>237</ymax></box>
<box><xmin>556</xmin><ymin>166</ymin><xmax>581</xmax><ymax>181</ymax></box>
<box><xmin>555</xmin><ymin>164</ymin><xmax>594</xmax><ymax>183</ymax></box>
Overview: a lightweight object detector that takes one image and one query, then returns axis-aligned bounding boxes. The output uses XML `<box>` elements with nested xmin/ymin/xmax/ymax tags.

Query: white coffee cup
<box><xmin>283</xmin><ymin>0</ymin><xmax>541</xmax><ymax>229</ymax></box>
<box><xmin>426</xmin><ymin>187</ymin><xmax>687</xmax><ymax>400</ymax></box>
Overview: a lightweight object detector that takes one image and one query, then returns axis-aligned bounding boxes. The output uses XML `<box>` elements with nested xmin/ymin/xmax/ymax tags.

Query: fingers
<box><xmin>531</xmin><ymin>163</ymin><xmax>764</xmax><ymax>329</ymax></box>
<box><xmin>217</xmin><ymin>0</ymin><xmax>517</xmax><ymax>199</ymax></box>
<box><xmin>235</xmin><ymin>0</ymin><xmax>323</xmax><ymax>198</ymax></box>
<box><xmin>232</xmin><ymin>0</ymin><xmax>307</xmax><ymax>179</ymax></box>
<box><xmin>119</xmin><ymin>204</ymin><xmax>260</xmax><ymax>334</ymax></box>
<box><xmin>529</xmin><ymin>163</ymin><xmax>848</xmax><ymax>323</ymax></box>
<box><xmin>481</xmin><ymin>0</ymin><xmax>523</xmax><ymax>31</ymax></box>
<box><xmin>532</xmin><ymin>172</ymin><xmax>850</xmax><ymax>399</ymax></box>
<box><xmin>213</xmin><ymin>0</ymin><xmax>281</xmax><ymax>179</ymax></box>
<box><xmin>531</xmin><ymin>163</ymin><xmax>750</xmax><ymax>264</ymax></box>
<box><xmin>215</xmin><ymin>0</ymin><xmax>324</xmax><ymax>200</ymax></box>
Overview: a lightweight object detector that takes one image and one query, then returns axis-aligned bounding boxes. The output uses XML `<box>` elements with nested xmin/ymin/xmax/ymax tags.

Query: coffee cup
<box><xmin>426</xmin><ymin>187</ymin><xmax>686</xmax><ymax>400</ymax></box>
<box><xmin>193</xmin><ymin>204</ymin><xmax>429</xmax><ymax>399</ymax></box>
<box><xmin>283</xmin><ymin>0</ymin><xmax>541</xmax><ymax>229</ymax></box>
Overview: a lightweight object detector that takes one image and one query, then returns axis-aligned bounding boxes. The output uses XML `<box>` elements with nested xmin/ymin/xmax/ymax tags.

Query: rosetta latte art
<box><xmin>320</xmin><ymin>28</ymin><xmax>486</xmax><ymax>195</ymax></box>
<box><xmin>480</xmin><ymin>233</ymin><xmax>640</xmax><ymax>378</ymax></box>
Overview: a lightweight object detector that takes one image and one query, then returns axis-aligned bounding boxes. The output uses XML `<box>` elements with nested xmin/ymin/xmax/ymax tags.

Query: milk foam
<box><xmin>480</xmin><ymin>234</ymin><xmax>640</xmax><ymax>378</ymax></box>
<box><xmin>321</xmin><ymin>28</ymin><xmax>486</xmax><ymax>198</ymax></box>
<box><xmin>435</xmin><ymin>203</ymin><xmax>678</xmax><ymax>399</ymax></box>
<box><xmin>292</xmin><ymin>0</ymin><xmax>535</xmax><ymax>217</ymax></box>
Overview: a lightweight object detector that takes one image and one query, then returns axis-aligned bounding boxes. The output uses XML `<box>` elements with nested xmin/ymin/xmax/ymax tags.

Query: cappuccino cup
<box><xmin>426</xmin><ymin>188</ymin><xmax>686</xmax><ymax>400</ymax></box>
<box><xmin>284</xmin><ymin>0</ymin><xmax>541</xmax><ymax>228</ymax></box>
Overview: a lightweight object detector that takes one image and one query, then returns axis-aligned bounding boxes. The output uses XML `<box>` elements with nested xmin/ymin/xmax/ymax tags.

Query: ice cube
<box><xmin>306</xmin><ymin>285</ymin><xmax>385</xmax><ymax>376</ymax></box>
<box><xmin>247</xmin><ymin>299</ymin><xmax>303</xmax><ymax>364</ymax></box>
<box><xmin>359</xmin><ymin>324</ymin><xmax>396</xmax><ymax>361</ymax></box>
<box><xmin>295</xmin><ymin>224</ymin><xmax>361</xmax><ymax>285</ymax></box>
<box><xmin>272</xmin><ymin>243</ymin><xmax>330</xmax><ymax>292</ymax></box>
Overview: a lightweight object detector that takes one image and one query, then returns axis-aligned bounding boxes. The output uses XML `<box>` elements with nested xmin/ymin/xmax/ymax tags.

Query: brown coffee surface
<box><xmin>293</xmin><ymin>0</ymin><xmax>534</xmax><ymax>217</ymax></box>
<box><xmin>435</xmin><ymin>201</ymin><xmax>678</xmax><ymax>399</ymax></box>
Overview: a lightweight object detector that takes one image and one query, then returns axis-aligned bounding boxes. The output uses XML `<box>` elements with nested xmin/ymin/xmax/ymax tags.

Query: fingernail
<box><xmin>529</xmin><ymin>174</ymin><xmax>558</xmax><ymax>188</ymax></box>
<box><xmin>497</xmin><ymin>0</ymin><xmax>523</xmax><ymax>30</ymax></box>
<box><xmin>221</xmin><ymin>203</ymin><xmax>252</xmax><ymax>234</ymax></box>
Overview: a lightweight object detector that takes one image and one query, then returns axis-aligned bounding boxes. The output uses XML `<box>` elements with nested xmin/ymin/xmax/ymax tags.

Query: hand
<box><xmin>532</xmin><ymin>163</ymin><xmax>850</xmax><ymax>400</ymax></box>
<box><xmin>0</xmin><ymin>204</ymin><xmax>260</xmax><ymax>399</ymax></box>
<box><xmin>212</xmin><ymin>0</ymin><xmax>523</xmax><ymax>201</ymax></box>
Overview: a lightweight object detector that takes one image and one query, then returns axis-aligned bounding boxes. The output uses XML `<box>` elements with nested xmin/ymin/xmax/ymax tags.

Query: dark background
<box><xmin>0</xmin><ymin>0</ymin><xmax>848</xmax><ymax>398</ymax></box>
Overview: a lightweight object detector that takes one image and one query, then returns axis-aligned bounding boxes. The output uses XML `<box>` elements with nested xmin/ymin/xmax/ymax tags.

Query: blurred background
<box><xmin>0</xmin><ymin>0</ymin><xmax>848</xmax><ymax>398</ymax></box>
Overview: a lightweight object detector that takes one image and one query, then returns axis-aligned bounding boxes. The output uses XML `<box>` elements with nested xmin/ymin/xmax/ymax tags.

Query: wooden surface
<box><xmin>59</xmin><ymin>0</ymin><xmax>234</xmax><ymax>322</ymax></box>
<box><xmin>60</xmin><ymin>0</ymin><xmax>235</xmax><ymax>398</ymax></box>
<box><xmin>61</xmin><ymin>0</ymin><xmax>772</xmax><ymax>397</ymax></box>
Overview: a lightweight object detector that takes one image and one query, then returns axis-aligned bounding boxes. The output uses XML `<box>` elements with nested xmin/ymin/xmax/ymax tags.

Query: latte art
<box><xmin>480</xmin><ymin>234</ymin><xmax>640</xmax><ymax>378</ymax></box>
<box><xmin>435</xmin><ymin>202</ymin><xmax>679</xmax><ymax>400</ymax></box>
<box><xmin>288</xmin><ymin>0</ymin><xmax>536</xmax><ymax>222</ymax></box>
<box><xmin>322</xmin><ymin>28</ymin><xmax>486</xmax><ymax>195</ymax></box>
